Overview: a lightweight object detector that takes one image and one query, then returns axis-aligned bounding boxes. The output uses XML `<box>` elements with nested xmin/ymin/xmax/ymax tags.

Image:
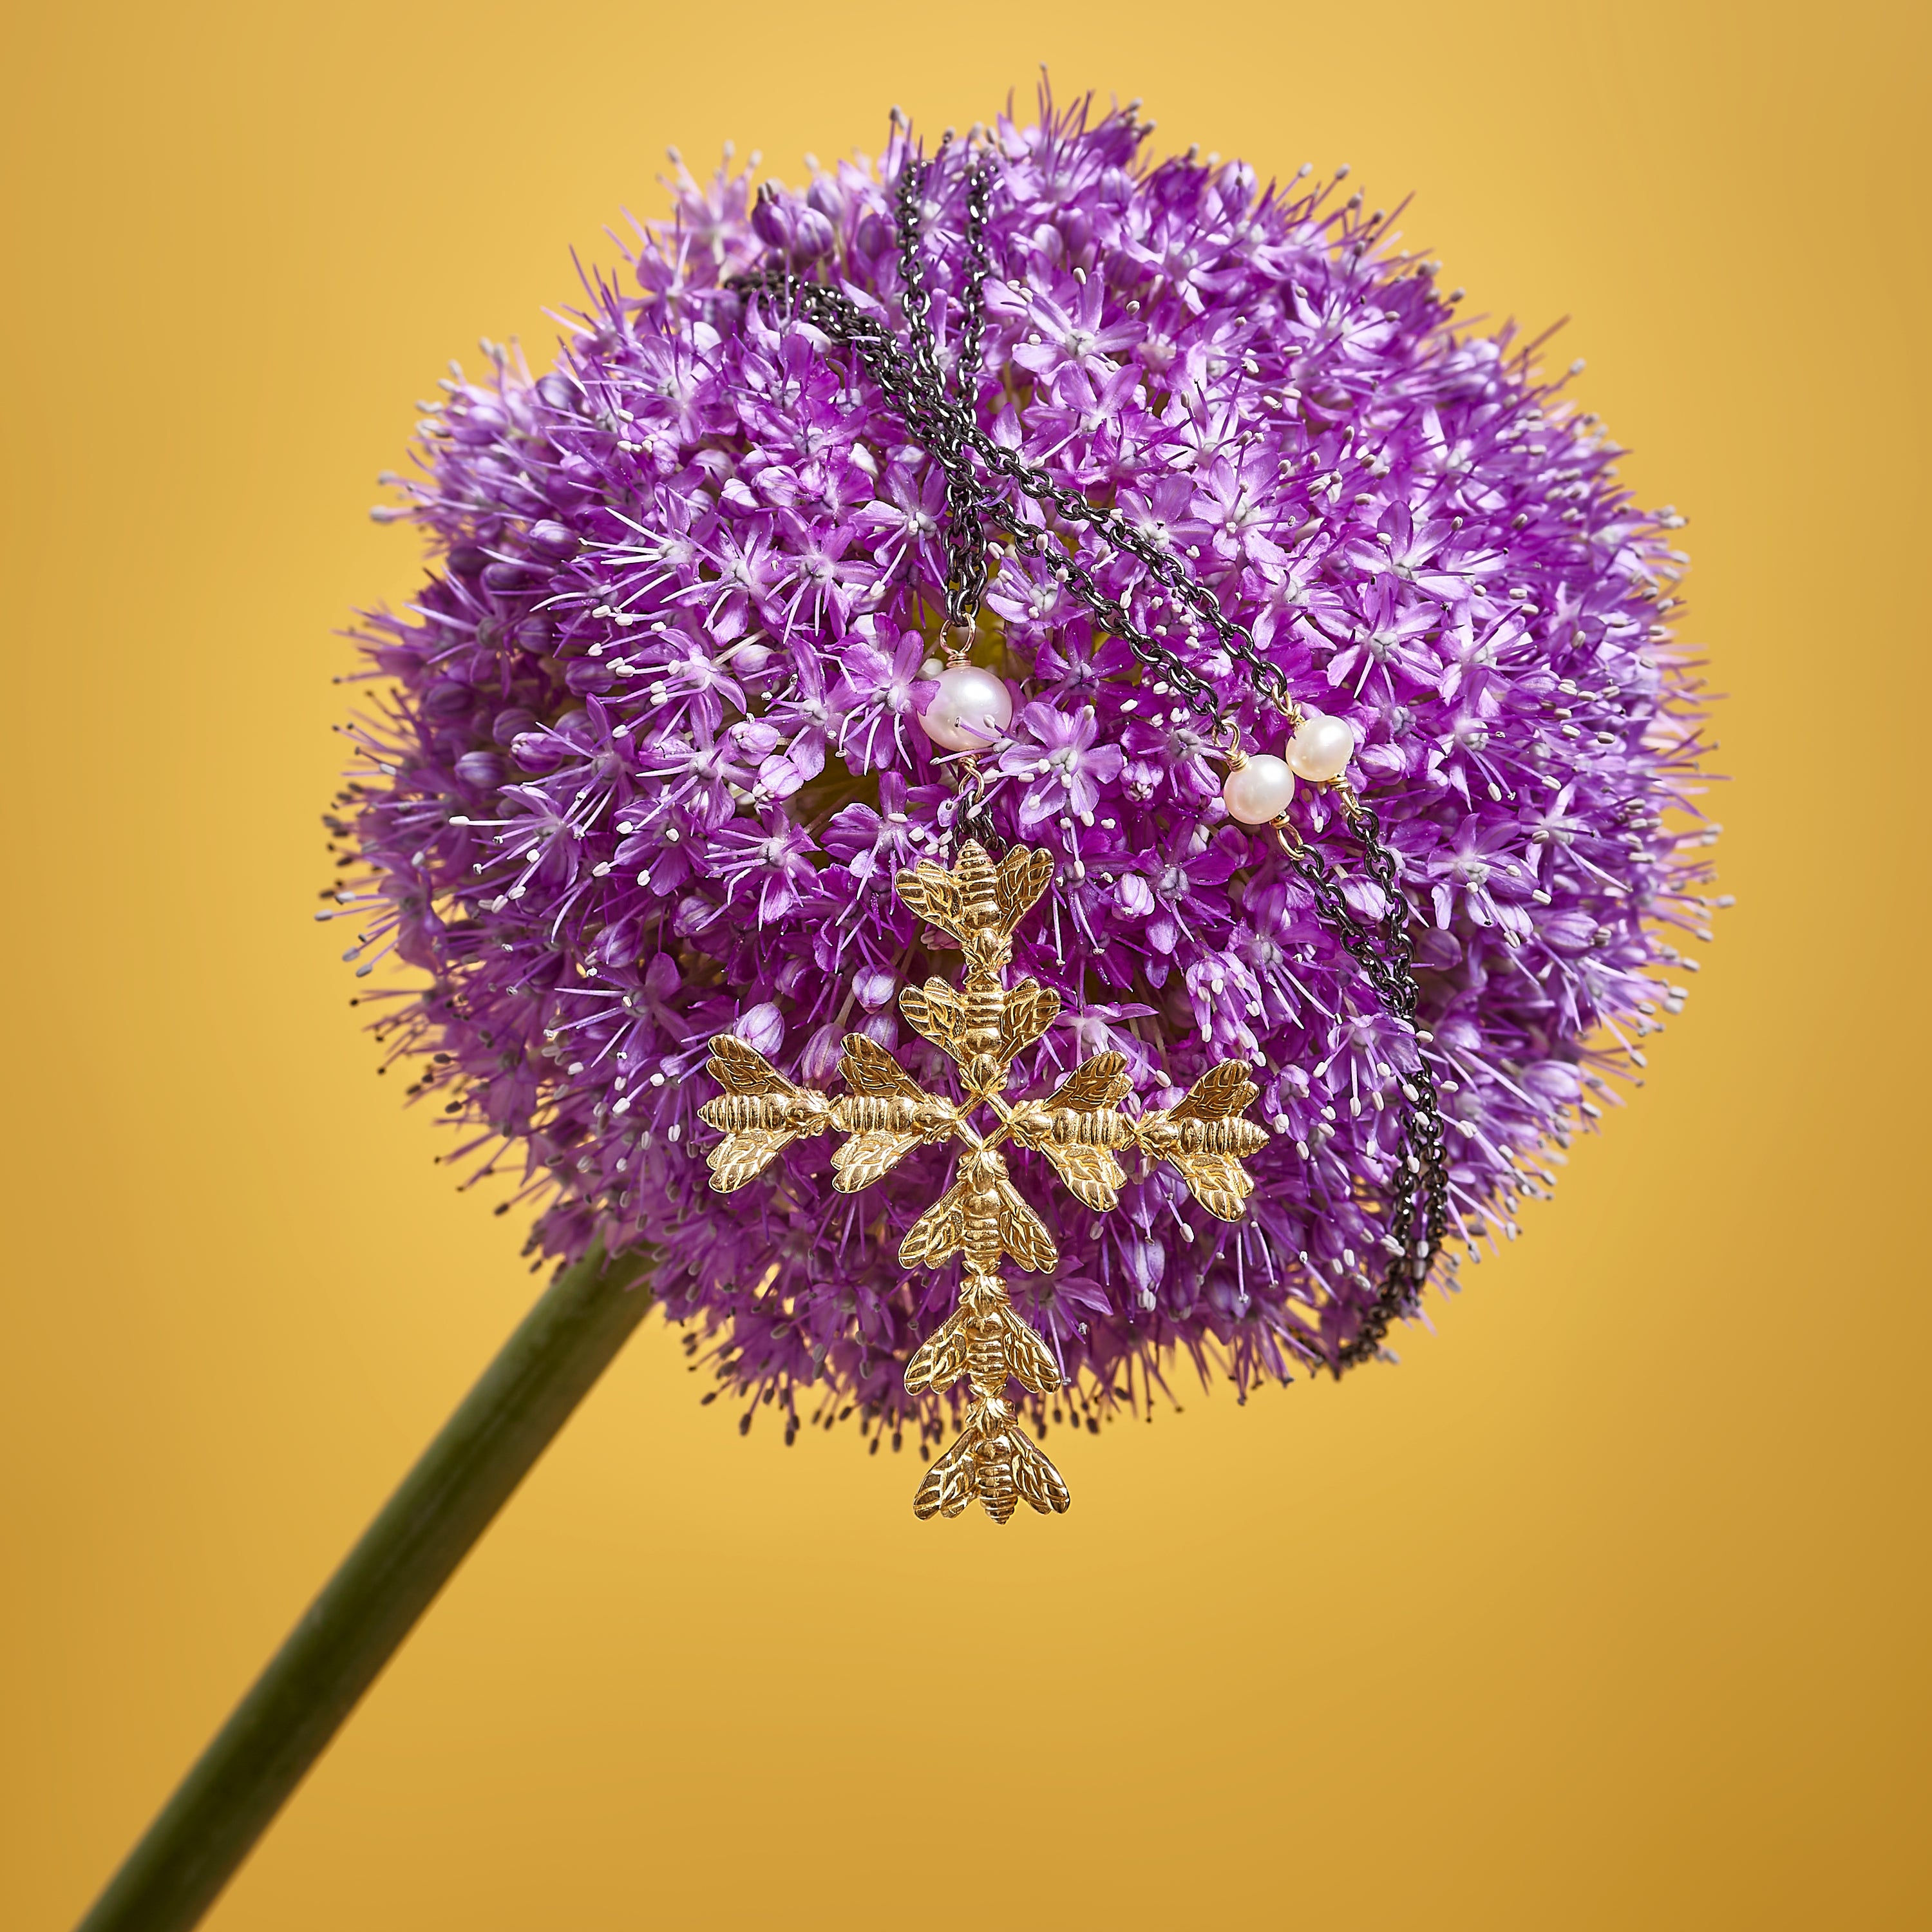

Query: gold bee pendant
<box><xmin>698</xmin><ymin>841</ymin><xmax>1271</xmax><ymax>1523</ymax></box>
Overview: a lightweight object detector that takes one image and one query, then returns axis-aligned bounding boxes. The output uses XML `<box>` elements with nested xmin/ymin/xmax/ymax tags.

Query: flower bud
<box><xmin>527</xmin><ymin>519</ymin><xmax>578</xmax><ymax>560</ymax></box>
<box><xmin>854</xmin><ymin>967</ymin><xmax>898</xmax><ymax>1011</ymax></box>
<box><xmin>453</xmin><ymin>750</ymin><xmax>503</xmax><ymax>790</ymax></box>
<box><xmin>509</xmin><ymin>731</ymin><xmax>562</xmax><ymax>773</ymax></box>
<box><xmin>642</xmin><ymin>953</ymin><xmax>679</xmax><ymax>1001</ymax></box>
<box><xmin>752</xmin><ymin>189</ymin><xmax>835</xmax><ymax>261</ymax></box>
<box><xmin>799</xmin><ymin>1024</ymin><xmax>844</xmax><ymax>1085</ymax></box>
<box><xmin>450</xmin><ymin>400</ymin><xmax>506</xmax><ymax>445</ymax></box>
<box><xmin>735</xmin><ymin>1002</ymin><xmax>785</xmax><ymax>1059</ymax></box>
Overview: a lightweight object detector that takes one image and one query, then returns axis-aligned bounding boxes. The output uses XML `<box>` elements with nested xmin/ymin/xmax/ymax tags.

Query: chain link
<box><xmin>948</xmin><ymin>756</ymin><xmax>1007</xmax><ymax>861</ymax></box>
<box><xmin>891</xmin><ymin>146</ymin><xmax>994</xmax><ymax>639</ymax></box>
<box><xmin>728</xmin><ymin>149</ymin><xmax>1448</xmax><ymax>1375</ymax></box>
<box><xmin>1274</xmin><ymin>800</ymin><xmax>1450</xmax><ymax>1367</ymax></box>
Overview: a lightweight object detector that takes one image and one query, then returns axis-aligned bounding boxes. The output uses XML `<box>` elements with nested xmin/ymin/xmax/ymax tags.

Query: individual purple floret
<box><xmin>329</xmin><ymin>90</ymin><xmax>1716</xmax><ymax>1456</ymax></box>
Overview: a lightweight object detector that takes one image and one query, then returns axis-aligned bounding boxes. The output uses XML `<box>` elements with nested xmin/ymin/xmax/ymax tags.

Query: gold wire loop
<box><xmin>949</xmin><ymin>753</ymin><xmax>1003</xmax><ymax>857</ymax></box>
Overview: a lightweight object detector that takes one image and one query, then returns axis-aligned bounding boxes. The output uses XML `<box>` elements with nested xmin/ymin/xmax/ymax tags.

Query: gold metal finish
<box><xmin>1270</xmin><ymin>814</ymin><xmax>1309</xmax><ymax>862</ymax></box>
<box><xmin>698</xmin><ymin>840</ymin><xmax>1272</xmax><ymax>1523</ymax></box>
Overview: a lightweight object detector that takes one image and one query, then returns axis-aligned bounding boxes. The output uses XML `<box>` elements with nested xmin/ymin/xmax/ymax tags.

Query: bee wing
<box><xmin>898</xmin><ymin>980</ymin><xmax>971</xmax><ymax>1062</ymax></box>
<box><xmin>1168</xmin><ymin>1150</ymin><xmax>1256</xmax><ymax>1222</ymax></box>
<box><xmin>898</xmin><ymin>1180</ymin><xmax>968</xmax><ymax>1271</ymax></box>
<box><xmin>996</xmin><ymin>845</ymin><xmax>1056</xmax><ymax>931</ymax></box>
<box><xmin>1171</xmin><ymin>1059</ymin><xmax>1260</xmax><ymax>1122</ymax></box>
<box><xmin>913</xmin><ymin>1421</ymin><xmax>981</xmax><ymax>1520</ymax></box>
<box><xmin>893</xmin><ymin>860</ymin><xmax>967</xmax><ymax>945</ymax></box>
<box><xmin>1034</xmin><ymin>1138</ymin><xmax>1125</xmax><ymax>1213</ymax></box>
<box><xmin>1007</xmin><ymin>1423</ymin><xmax>1072</xmax><ymax>1516</ymax></box>
<box><xmin>996</xmin><ymin>1306</ymin><xmax>1063</xmax><ymax>1397</ymax></box>
<box><xmin>997</xmin><ymin>979</ymin><xmax>1061</xmax><ymax>1061</ymax></box>
<box><xmin>903</xmin><ymin>1310</ymin><xmax>972</xmax><ymax>1396</ymax></box>
<box><xmin>705</xmin><ymin>1034</ymin><xmax>800</xmax><ymax>1099</ymax></box>
<box><xmin>830</xmin><ymin>1130</ymin><xmax>920</xmax><ymax>1193</ymax></box>
<box><xmin>1041</xmin><ymin>1050</ymin><xmax>1131</xmax><ymax>1112</ymax></box>
<box><xmin>706</xmin><ymin>1127</ymin><xmax>794</xmax><ymax>1193</ymax></box>
<box><xmin>994</xmin><ymin>1175</ymin><xmax>1059</xmax><ymax>1274</ymax></box>
<box><xmin>837</xmin><ymin>1032</ymin><xmax>925</xmax><ymax>1099</ymax></box>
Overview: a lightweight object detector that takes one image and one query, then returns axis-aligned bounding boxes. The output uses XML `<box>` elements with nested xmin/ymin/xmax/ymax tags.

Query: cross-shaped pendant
<box><xmin>699</xmin><ymin>840</ymin><xmax>1272</xmax><ymax>1523</ymax></box>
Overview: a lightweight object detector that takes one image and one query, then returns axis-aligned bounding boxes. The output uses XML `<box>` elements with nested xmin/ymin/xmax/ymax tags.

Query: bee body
<box><xmin>1139</xmin><ymin>1113</ymin><xmax>1269</xmax><ymax>1157</ymax></box>
<box><xmin>700</xmin><ymin>1092</ymin><xmax>831</xmax><ymax>1135</ymax></box>
<box><xmin>961</xmin><ymin>1206</ymin><xmax>1005</xmax><ymax>1278</ymax></box>
<box><xmin>1032</xmin><ymin>1104</ymin><xmax>1135</xmax><ymax>1150</ymax></box>
<box><xmin>959</xmin><ymin>1148</ymin><xmax>1008</xmax><ymax>1276</ymax></box>
<box><xmin>966</xmin><ymin>1325</ymin><xmax>1016</xmax><ymax>1394</ymax></box>
<box><xmin>913</xmin><ymin>1390</ymin><xmax>1069</xmax><ymax>1523</ymax></box>
<box><xmin>968</xmin><ymin>1408</ymin><xmax>1021</xmax><ymax>1523</ymax></box>
<box><xmin>832</xmin><ymin>1093</ymin><xmax>952</xmax><ymax>1137</ymax></box>
<box><xmin>904</xmin><ymin>1268</ymin><xmax>1061</xmax><ymax>1406</ymax></box>
<box><xmin>955</xmin><ymin>847</ymin><xmax>1003</xmax><ymax>931</ymax></box>
<box><xmin>961</xmin><ymin>978</ymin><xmax>1007</xmax><ymax>1057</ymax></box>
<box><xmin>835</xmin><ymin>1094</ymin><xmax>916</xmax><ymax>1133</ymax></box>
<box><xmin>955</xmin><ymin>1274</ymin><xmax>1027</xmax><ymax>1395</ymax></box>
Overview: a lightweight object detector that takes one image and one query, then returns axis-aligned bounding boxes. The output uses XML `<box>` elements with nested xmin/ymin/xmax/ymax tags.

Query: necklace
<box><xmin>702</xmin><ymin>142</ymin><xmax>1448</xmax><ymax>1521</ymax></box>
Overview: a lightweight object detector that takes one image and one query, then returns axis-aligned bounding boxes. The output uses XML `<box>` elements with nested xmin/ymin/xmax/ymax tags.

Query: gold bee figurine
<box><xmin>698</xmin><ymin>840</ymin><xmax>1272</xmax><ymax>1524</ymax></box>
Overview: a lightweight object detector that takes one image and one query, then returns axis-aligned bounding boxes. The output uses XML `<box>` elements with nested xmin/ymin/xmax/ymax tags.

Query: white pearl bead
<box><xmin>1287</xmin><ymin>712</ymin><xmax>1355</xmax><ymax>782</ymax></box>
<box><xmin>918</xmin><ymin>664</ymin><xmax>1013</xmax><ymax>750</ymax></box>
<box><xmin>1220</xmin><ymin>754</ymin><xmax>1296</xmax><ymax>825</ymax></box>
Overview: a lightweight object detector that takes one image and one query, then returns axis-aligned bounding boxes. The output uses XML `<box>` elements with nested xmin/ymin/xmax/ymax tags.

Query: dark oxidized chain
<box><xmin>1274</xmin><ymin>798</ymin><xmax>1450</xmax><ymax>1367</ymax></box>
<box><xmin>889</xmin><ymin>146</ymin><xmax>996</xmax><ymax>637</ymax></box>
<box><xmin>729</xmin><ymin>148</ymin><xmax>1448</xmax><ymax>1373</ymax></box>
<box><xmin>739</xmin><ymin>253</ymin><xmax>1236</xmax><ymax>721</ymax></box>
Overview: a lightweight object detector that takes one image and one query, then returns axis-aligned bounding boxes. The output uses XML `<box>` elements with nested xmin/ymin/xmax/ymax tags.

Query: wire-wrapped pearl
<box><xmin>918</xmin><ymin>664</ymin><xmax>1013</xmax><ymax>750</ymax></box>
<box><xmin>1287</xmin><ymin>712</ymin><xmax>1355</xmax><ymax>782</ymax></box>
<box><xmin>1220</xmin><ymin>753</ymin><xmax>1296</xmax><ymax>825</ymax></box>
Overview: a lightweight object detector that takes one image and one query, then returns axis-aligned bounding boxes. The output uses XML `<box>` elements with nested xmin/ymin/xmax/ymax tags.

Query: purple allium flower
<box><xmin>331</xmin><ymin>88</ymin><xmax>1716</xmax><ymax>1456</ymax></box>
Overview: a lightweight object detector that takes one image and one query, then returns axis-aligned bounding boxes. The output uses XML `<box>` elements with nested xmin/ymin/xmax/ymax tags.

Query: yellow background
<box><xmin>3</xmin><ymin>1</ymin><xmax>1926</xmax><ymax>1926</ymax></box>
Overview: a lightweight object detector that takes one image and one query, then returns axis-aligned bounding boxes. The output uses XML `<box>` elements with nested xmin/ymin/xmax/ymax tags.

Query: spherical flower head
<box><xmin>334</xmin><ymin>87</ymin><xmax>1716</xmax><ymax>1454</ymax></box>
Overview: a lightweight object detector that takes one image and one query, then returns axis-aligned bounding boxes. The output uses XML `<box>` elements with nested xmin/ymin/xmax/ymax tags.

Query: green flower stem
<box><xmin>75</xmin><ymin>1242</ymin><xmax>656</xmax><ymax>1932</ymax></box>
